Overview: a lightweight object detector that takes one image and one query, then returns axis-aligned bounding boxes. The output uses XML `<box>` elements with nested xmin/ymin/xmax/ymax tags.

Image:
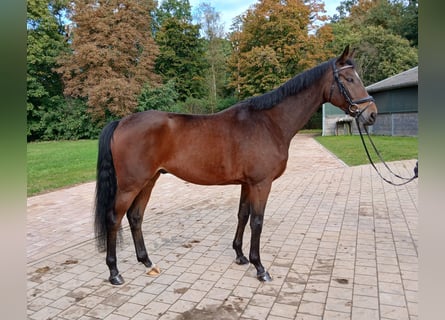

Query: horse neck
<box><xmin>266</xmin><ymin>79</ymin><xmax>327</xmax><ymax>144</ymax></box>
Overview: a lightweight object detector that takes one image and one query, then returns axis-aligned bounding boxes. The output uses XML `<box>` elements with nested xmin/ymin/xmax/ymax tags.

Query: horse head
<box><xmin>328</xmin><ymin>45</ymin><xmax>378</xmax><ymax>126</ymax></box>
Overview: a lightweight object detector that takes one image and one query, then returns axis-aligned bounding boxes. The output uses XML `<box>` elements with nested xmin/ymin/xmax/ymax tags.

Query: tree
<box><xmin>228</xmin><ymin>0</ymin><xmax>333</xmax><ymax>99</ymax></box>
<box><xmin>57</xmin><ymin>0</ymin><xmax>160</xmax><ymax>120</ymax></box>
<box><xmin>398</xmin><ymin>0</ymin><xmax>418</xmax><ymax>47</ymax></box>
<box><xmin>195</xmin><ymin>2</ymin><xmax>230</xmax><ymax>111</ymax></box>
<box><xmin>27</xmin><ymin>0</ymin><xmax>69</xmax><ymax>140</ymax></box>
<box><xmin>354</xmin><ymin>25</ymin><xmax>418</xmax><ymax>85</ymax></box>
<box><xmin>154</xmin><ymin>0</ymin><xmax>207</xmax><ymax>101</ymax></box>
<box><xmin>137</xmin><ymin>79</ymin><xmax>179</xmax><ymax>112</ymax></box>
<box><xmin>329</xmin><ymin>0</ymin><xmax>418</xmax><ymax>84</ymax></box>
<box><xmin>333</xmin><ymin>0</ymin><xmax>418</xmax><ymax>47</ymax></box>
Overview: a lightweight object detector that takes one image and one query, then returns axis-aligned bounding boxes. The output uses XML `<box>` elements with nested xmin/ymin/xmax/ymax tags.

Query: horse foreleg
<box><xmin>233</xmin><ymin>185</ymin><xmax>250</xmax><ymax>265</ymax></box>
<box><xmin>127</xmin><ymin>175</ymin><xmax>159</xmax><ymax>269</ymax></box>
<box><xmin>247</xmin><ymin>182</ymin><xmax>272</xmax><ymax>282</ymax></box>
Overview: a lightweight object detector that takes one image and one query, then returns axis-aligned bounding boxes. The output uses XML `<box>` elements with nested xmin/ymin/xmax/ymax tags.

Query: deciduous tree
<box><xmin>329</xmin><ymin>0</ymin><xmax>418</xmax><ymax>84</ymax></box>
<box><xmin>228</xmin><ymin>0</ymin><xmax>333</xmax><ymax>99</ymax></box>
<box><xmin>57</xmin><ymin>0</ymin><xmax>160</xmax><ymax>119</ymax></box>
<box><xmin>196</xmin><ymin>2</ymin><xmax>230</xmax><ymax>111</ymax></box>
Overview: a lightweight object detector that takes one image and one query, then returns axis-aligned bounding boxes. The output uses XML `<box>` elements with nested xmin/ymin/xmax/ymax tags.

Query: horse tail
<box><xmin>94</xmin><ymin>120</ymin><xmax>120</xmax><ymax>252</ymax></box>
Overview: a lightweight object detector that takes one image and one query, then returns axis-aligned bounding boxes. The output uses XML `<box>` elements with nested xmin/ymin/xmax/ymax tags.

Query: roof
<box><xmin>366</xmin><ymin>66</ymin><xmax>418</xmax><ymax>93</ymax></box>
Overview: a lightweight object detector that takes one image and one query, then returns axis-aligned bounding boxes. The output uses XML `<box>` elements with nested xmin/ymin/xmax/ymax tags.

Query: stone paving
<box><xmin>27</xmin><ymin>134</ymin><xmax>418</xmax><ymax>320</ymax></box>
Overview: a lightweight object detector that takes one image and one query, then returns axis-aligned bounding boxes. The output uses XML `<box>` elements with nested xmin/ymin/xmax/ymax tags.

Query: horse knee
<box><xmin>250</xmin><ymin>214</ymin><xmax>264</xmax><ymax>232</ymax></box>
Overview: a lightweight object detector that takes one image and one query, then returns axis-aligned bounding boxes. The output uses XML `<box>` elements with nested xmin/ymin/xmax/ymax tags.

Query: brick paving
<box><xmin>27</xmin><ymin>134</ymin><xmax>418</xmax><ymax>320</ymax></box>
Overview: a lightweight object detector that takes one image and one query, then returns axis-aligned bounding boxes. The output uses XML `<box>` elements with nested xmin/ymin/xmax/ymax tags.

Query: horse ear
<box><xmin>337</xmin><ymin>45</ymin><xmax>351</xmax><ymax>64</ymax></box>
<box><xmin>350</xmin><ymin>47</ymin><xmax>356</xmax><ymax>59</ymax></box>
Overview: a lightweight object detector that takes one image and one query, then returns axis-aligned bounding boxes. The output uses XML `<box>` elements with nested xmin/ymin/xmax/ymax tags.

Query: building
<box><xmin>322</xmin><ymin>66</ymin><xmax>418</xmax><ymax>136</ymax></box>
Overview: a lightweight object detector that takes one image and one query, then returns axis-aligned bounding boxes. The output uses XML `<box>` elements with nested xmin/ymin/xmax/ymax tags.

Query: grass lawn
<box><xmin>314</xmin><ymin>134</ymin><xmax>418</xmax><ymax>166</ymax></box>
<box><xmin>27</xmin><ymin>140</ymin><xmax>98</xmax><ymax>196</ymax></box>
<box><xmin>27</xmin><ymin>134</ymin><xmax>417</xmax><ymax>196</ymax></box>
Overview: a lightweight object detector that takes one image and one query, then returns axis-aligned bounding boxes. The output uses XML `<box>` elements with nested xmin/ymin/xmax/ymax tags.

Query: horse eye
<box><xmin>346</xmin><ymin>77</ymin><xmax>354</xmax><ymax>83</ymax></box>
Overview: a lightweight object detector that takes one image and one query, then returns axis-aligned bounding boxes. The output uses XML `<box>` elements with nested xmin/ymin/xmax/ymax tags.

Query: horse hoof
<box><xmin>147</xmin><ymin>265</ymin><xmax>161</xmax><ymax>277</ymax></box>
<box><xmin>235</xmin><ymin>256</ymin><xmax>249</xmax><ymax>265</ymax></box>
<box><xmin>257</xmin><ymin>271</ymin><xmax>272</xmax><ymax>282</ymax></box>
<box><xmin>109</xmin><ymin>274</ymin><xmax>124</xmax><ymax>285</ymax></box>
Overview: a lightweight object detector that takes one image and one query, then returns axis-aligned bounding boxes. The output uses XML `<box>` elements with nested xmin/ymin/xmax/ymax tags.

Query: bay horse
<box><xmin>94</xmin><ymin>45</ymin><xmax>377</xmax><ymax>285</ymax></box>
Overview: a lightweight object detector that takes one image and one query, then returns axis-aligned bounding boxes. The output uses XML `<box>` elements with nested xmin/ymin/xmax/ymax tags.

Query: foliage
<box><xmin>328</xmin><ymin>0</ymin><xmax>418</xmax><ymax>85</ymax></box>
<box><xmin>56</xmin><ymin>0</ymin><xmax>161</xmax><ymax>120</ymax></box>
<box><xmin>354</xmin><ymin>25</ymin><xmax>417</xmax><ymax>85</ymax></box>
<box><xmin>27</xmin><ymin>0</ymin><xmax>69</xmax><ymax>141</ymax></box>
<box><xmin>348</xmin><ymin>0</ymin><xmax>417</xmax><ymax>47</ymax></box>
<box><xmin>137</xmin><ymin>80</ymin><xmax>180</xmax><ymax>112</ymax></box>
<box><xmin>38</xmin><ymin>98</ymin><xmax>103</xmax><ymax>140</ymax></box>
<box><xmin>227</xmin><ymin>0</ymin><xmax>334</xmax><ymax>99</ymax></box>
<box><xmin>195</xmin><ymin>2</ymin><xmax>230</xmax><ymax>112</ymax></box>
<box><xmin>154</xmin><ymin>0</ymin><xmax>208</xmax><ymax>101</ymax></box>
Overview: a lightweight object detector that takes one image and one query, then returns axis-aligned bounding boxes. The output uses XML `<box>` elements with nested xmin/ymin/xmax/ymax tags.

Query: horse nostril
<box><xmin>369</xmin><ymin>112</ymin><xmax>377</xmax><ymax>123</ymax></box>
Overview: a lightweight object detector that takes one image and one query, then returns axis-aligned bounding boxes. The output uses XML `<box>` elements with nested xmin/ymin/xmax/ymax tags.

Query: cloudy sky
<box><xmin>188</xmin><ymin>0</ymin><xmax>342</xmax><ymax>32</ymax></box>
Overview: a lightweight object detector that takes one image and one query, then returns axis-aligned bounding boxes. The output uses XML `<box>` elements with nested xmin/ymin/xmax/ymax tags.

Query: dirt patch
<box><xmin>174</xmin><ymin>287</ymin><xmax>189</xmax><ymax>294</ymax></box>
<box><xmin>182</xmin><ymin>239</ymin><xmax>201</xmax><ymax>248</ymax></box>
<box><xmin>176</xmin><ymin>301</ymin><xmax>242</xmax><ymax>320</ymax></box>
<box><xmin>35</xmin><ymin>266</ymin><xmax>50</xmax><ymax>273</ymax></box>
<box><xmin>30</xmin><ymin>266</ymin><xmax>51</xmax><ymax>282</ymax></box>
<box><xmin>334</xmin><ymin>278</ymin><xmax>349</xmax><ymax>285</ymax></box>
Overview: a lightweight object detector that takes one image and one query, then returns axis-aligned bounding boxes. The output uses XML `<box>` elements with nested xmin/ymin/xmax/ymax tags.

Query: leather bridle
<box><xmin>329</xmin><ymin>61</ymin><xmax>375</xmax><ymax>118</ymax></box>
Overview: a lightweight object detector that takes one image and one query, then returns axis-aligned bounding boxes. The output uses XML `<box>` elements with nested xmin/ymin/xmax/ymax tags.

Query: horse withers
<box><xmin>94</xmin><ymin>45</ymin><xmax>377</xmax><ymax>285</ymax></box>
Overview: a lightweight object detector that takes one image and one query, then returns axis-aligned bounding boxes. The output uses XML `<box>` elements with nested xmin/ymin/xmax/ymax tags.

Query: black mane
<box><xmin>245</xmin><ymin>58</ymin><xmax>336</xmax><ymax>110</ymax></box>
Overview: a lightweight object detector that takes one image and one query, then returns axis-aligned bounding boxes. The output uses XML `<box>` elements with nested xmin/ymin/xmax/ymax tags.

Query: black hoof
<box><xmin>257</xmin><ymin>271</ymin><xmax>272</xmax><ymax>282</ymax></box>
<box><xmin>235</xmin><ymin>256</ymin><xmax>249</xmax><ymax>265</ymax></box>
<box><xmin>109</xmin><ymin>274</ymin><xmax>124</xmax><ymax>285</ymax></box>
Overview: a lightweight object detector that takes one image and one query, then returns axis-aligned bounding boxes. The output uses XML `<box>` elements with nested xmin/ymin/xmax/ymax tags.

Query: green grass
<box><xmin>27</xmin><ymin>140</ymin><xmax>98</xmax><ymax>196</ymax></box>
<box><xmin>315</xmin><ymin>135</ymin><xmax>418</xmax><ymax>166</ymax></box>
<box><xmin>27</xmin><ymin>134</ymin><xmax>418</xmax><ymax>196</ymax></box>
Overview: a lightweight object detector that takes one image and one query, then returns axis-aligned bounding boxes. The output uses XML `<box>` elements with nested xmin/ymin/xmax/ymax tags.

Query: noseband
<box><xmin>329</xmin><ymin>61</ymin><xmax>375</xmax><ymax>118</ymax></box>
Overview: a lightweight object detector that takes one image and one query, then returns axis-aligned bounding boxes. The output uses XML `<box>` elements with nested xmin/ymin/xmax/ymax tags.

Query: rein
<box><xmin>331</xmin><ymin>60</ymin><xmax>418</xmax><ymax>186</ymax></box>
<box><xmin>355</xmin><ymin>118</ymin><xmax>418</xmax><ymax>186</ymax></box>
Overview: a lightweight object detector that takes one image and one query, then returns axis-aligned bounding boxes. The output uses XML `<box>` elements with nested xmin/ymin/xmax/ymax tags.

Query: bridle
<box><xmin>329</xmin><ymin>60</ymin><xmax>418</xmax><ymax>186</ymax></box>
<box><xmin>329</xmin><ymin>60</ymin><xmax>375</xmax><ymax>118</ymax></box>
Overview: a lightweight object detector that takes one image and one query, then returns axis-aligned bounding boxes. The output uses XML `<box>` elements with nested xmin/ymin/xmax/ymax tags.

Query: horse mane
<box><xmin>245</xmin><ymin>58</ymin><xmax>337</xmax><ymax>110</ymax></box>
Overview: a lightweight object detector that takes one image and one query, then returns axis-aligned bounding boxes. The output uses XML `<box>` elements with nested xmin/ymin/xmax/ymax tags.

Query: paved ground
<box><xmin>27</xmin><ymin>134</ymin><xmax>418</xmax><ymax>320</ymax></box>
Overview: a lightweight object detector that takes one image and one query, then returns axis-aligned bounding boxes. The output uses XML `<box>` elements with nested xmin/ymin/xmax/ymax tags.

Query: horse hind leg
<box><xmin>106</xmin><ymin>190</ymin><xmax>137</xmax><ymax>285</ymax></box>
<box><xmin>127</xmin><ymin>174</ymin><xmax>160</xmax><ymax>270</ymax></box>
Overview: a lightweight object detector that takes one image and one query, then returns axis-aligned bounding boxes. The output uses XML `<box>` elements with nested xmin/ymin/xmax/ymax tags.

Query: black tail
<box><xmin>94</xmin><ymin>120</ymin><xmax>120</xmax><ymax>252</ymax></box>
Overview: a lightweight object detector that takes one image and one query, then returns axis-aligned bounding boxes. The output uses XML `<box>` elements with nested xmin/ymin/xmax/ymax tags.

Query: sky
<box><xmin>188</xmin><ymin>0</ymin><xmax>342</xmax><ymax>33</ymax></box>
